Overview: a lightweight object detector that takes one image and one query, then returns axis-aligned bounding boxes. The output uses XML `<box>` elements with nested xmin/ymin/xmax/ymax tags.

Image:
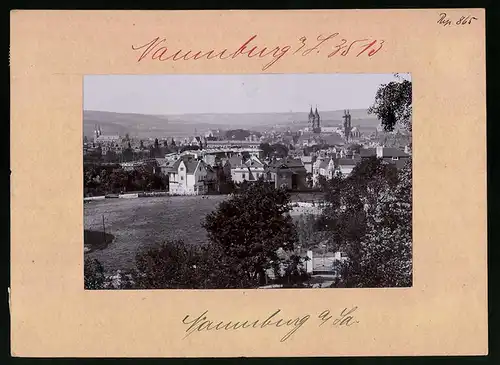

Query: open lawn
<box><xmin>84</xmin><ymin>195</ymin><xmax>227</xmax><ymax>273</ymax></box>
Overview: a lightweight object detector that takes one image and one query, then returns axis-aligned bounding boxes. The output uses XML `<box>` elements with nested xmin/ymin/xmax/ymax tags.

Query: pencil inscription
<box><xmin>437</xmin><ymin>12</ymin><xmax>478</xmax><ymax>27</ymax></box>
<box><xmin>181</xmin><ymin>307</ymin><xmax>359</xmax><ymax>342</ymax></box>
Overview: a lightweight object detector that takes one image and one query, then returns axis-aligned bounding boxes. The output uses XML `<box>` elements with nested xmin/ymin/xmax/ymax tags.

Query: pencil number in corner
<box><xmin>437</xmin><ymin>12</ymin><xmax>478</xmax><ymax>27</ymax></box>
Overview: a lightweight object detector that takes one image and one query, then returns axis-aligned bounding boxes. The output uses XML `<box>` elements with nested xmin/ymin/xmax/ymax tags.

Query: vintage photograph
<box><xmin>83</xmin><ymin>73</ymin><xmax>412</xmax><ymax>290</ymax></box>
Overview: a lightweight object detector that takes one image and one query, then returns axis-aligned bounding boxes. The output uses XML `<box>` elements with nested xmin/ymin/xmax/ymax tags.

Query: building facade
<box><xmin>267</xmin><ymin>158</ymin><xmax>308</xmax><ymax>190</ymax></box>
<box><xmin>228</xmin><ymin>155</ymin><xmax>266</xmax><ymax>183</ymax></box>
<box><xmin>167</xmin><ymin>157</ymin><xmax>209</xmax><ymax>195</ymax></box>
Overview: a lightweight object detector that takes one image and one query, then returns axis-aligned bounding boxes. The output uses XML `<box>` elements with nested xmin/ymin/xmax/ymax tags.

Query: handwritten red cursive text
<box><xmin>131</xmin><ymin>34</ymin><xmax>385</xmax><ymax>71</ymax></box>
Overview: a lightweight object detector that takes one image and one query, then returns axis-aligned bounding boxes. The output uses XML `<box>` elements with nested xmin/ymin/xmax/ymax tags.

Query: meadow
<box><xmin>84</xmin><ymin>195</ymin><xmax>227</xmax><ymax>273</ymax></box>
<box><xmin>84</xmin><ymin>192</ymin><xmax>324</xmax><ymax>273</ymax></box>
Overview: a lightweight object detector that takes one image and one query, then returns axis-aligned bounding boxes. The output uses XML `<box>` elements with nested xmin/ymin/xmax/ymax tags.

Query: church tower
<box><xmin>308</xmin><ymin>106</ymin><xmax>315</xmax><ymax>131</ymax></box>
<box><xmin>314</xmin><ymin>107</ymin><xmax>321</xmax><ymax>133</ymax></box>
<box><xmin>343</xmin><ymin>110</ymin><xmax>352</xmax><ymax>142</ymax></box>
<box><xmin>94</xmin><ymin>124</ymin><xmax>100</xmax><ymax>143</ymax></box>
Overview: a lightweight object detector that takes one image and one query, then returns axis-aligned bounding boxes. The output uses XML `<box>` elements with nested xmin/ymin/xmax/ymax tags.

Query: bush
<box><xmin>132</xmin><ymin>240</ymin><xmax>257</xmax><ymax>289</ymax></box>
<box><xmin>84</xmin><ymin>258</ymin><xmax>105</xmax><ymax>289</ymax></box>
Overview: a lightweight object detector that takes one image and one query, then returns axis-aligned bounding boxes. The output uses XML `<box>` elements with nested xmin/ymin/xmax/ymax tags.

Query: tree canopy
<box><xmin>259</xmin><ymin>143</ymin><xmax>289</xmax><ymax>159</ymax></box>
<box><xmin>319</xmin><ymin>157</ymin><xmax>412</xmax><ymax>287</ymax></box>
<box><xmin>202</xmin><ymin>180</ymin><xmax>299</xmax><ymax>285</ymax></box>
<box><xmin>368</xmin><ymin>75</ymin><xmax>412</xmax><ymax>133</ymax></box>
<box><xmin>225</xmin><ymin>129</ymin><xmax>261</xmax><ymax>140</ymax></box>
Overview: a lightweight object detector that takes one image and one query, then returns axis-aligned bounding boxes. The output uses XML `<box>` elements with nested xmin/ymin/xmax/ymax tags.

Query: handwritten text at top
<box><xmin>131</xmin><ymin>34</ymin><xmax>385</xmax><ymax>71</ymax></box>
<box><xmin>437</xmin><ymin>13</ymin><xmax>478</xmax><ymax>27</ymax></box>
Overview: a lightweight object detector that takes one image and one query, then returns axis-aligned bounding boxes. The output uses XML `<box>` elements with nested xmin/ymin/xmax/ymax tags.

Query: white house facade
<box><xmin>168</xmin><ymin>158</ymin><xmax>208</xmax><ymax>195</ymax></box>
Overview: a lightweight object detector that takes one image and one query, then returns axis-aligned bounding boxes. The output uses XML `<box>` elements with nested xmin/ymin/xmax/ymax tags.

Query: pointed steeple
<box><xmin>314</xmin><ymin>106</ymin><xmax>319</xmax><ymax>118</ymax></box>
<box><xmin>308</xmin><ymin>106</ymin><xmax>314</xmax><ymax>117</ymax></box>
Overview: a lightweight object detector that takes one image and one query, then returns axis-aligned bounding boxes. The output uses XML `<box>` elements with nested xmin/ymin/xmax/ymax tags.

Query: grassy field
<box><xmin>84</xmin><ymin>195</ymin><xmax>227</xmax><ymax>273</ymax></box>
<box><xmin>84</xmin><ymin>192</ymin><xmax>325</xmax><ymax>273</ymax></box>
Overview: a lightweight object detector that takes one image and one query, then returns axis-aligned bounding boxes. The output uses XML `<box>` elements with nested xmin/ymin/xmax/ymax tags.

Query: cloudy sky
<box><xmin>84</xmin><ymin>73</ymin><xmax>410</xmax><ymax>115</ymax></box>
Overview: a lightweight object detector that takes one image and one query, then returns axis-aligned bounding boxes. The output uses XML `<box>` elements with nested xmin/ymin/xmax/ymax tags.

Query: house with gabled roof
<box><xmin>166</xmin><ymin>156</ymin><xmax>209</xmax><ymax>195</ymax></box>
<box><xmin>227</xmin><ymin>156</ymin><xmax>248</xmax><ymax>183</ymax></box>
<box><xmin>267</xmin><ymin>157</ymin><xmax>307</xmax><ymax>190</ymax></box>
<box><xmin>228</xmin><ymin>155</ymin><xmax>266</xmax><ymax>183</ymax></box>
<box><xmin>360</xmin><ymin>146</ymin><xmax>410</xmax><ymax>168</ymax></box>
<box><xmin>337</xmin><ymin>157</ymin><xmax>362</xmax><ymax>176</ymax></box>
<box><xmin>312</xmin><ymin>157</ymin><xmax>335</xmax><ymax>186</ymax></box>
<box><xmin>300</xmin><ymin>155</ymin><xmax>315</xmax><ymax>174</ymax></box>
<box><xmin>311</xmin><ymin>154</ymin><xmax>362</xmax><ymax>185</ymax></box>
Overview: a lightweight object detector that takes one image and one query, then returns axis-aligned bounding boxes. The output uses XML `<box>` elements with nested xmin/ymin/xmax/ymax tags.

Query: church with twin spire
<box><xmin>306</xmin><ymin>106</ymin><xmax>358</xmax><ymax>142</ymax></box>
<box><xmin>308</xmin><ymin>106</ymin><xmax>322</xmax><ymax>134</ymax></box>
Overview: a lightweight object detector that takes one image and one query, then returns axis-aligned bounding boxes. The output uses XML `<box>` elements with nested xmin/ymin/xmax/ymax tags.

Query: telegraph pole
<box><xmin>102</xmin><ymin>214</ymin><xmax>106</xmax><ymax>243</ymax></box>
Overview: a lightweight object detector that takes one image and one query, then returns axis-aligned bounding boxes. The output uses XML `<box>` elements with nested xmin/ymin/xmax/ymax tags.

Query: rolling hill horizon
<box><xmin>83</xmin><ymin>109</ymin><xmax>380</xmax><ymax>139</ymax></box>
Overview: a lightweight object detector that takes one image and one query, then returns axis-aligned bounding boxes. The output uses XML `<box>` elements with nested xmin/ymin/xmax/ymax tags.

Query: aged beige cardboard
<box><xmin>10</xmin><ymin>9</ymin><xmax>487</xmax><ymax>357</ymax></box>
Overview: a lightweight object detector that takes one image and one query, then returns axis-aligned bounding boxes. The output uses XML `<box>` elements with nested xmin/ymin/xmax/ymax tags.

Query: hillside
<box><xmin>83</xmin><ymin>109</ymin><xmax>380</xmax><ymax>138</ymax></box>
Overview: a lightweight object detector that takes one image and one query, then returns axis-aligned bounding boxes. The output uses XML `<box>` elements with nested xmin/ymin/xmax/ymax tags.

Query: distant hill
<box><xmin>83</xmin><ymin>109</ymin><xmax>379</xmax><ymax>138</ymax></box>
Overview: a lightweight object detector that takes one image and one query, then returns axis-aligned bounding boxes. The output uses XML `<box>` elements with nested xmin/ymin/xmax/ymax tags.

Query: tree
<box><xmin>270</xmin><ymin>143</ymin><xmax>289</xmax><ymax>158</ymax></box>
<box><xmin>317</xmin><ymin>175</ymin><xmax>328</xmax><ymax>191</ymax></box>
<box><xmin>320</xmin><ymin>157</ymin><xmax>412</xmax><ymax>287</ymax></box>
<box><xmin>84</xmin><ymin>258</ymin><xmax>106</xmax><ymax>289</ymax></box>
<box><xmin>202</xmin><ymin>180</ymin><xmax>299</xmax><ymax>285</ymax></box>
<box><xmin>277</xmin><ymin>254</ymin><xmax>311</xmax><ymax>288</ymax></box>
<box><xmin>306</xmin><ymin>173</ymin><xmax>313</xmax><ymax>189</ymax></box>
<box><xmin>296</xmin><ymin>214</ymin><xmax>319</xmax><ymax>249</ymax></box>
<box><xmin>133</xmin><ymin>240</ymin><xmax>202</xmax><ymax>289</ymax></box>
<box><xmin>259</xmin><ymin>142</ymin><xmax>274</xmax><ymax>159</ymax></box>
<box><xmin>368</xmin><ymin>75</ymin><xmax>412</xmax><ymax>133</ymax></box>
<box><xmin>133</xmin><ymin>240</ymin><xmax>256</xmax><ymax>289</ymax></box>
<box><xmin>103</xmin><ymin>150</ymin><xmax>118</xmax><ymax>163</ymax></box>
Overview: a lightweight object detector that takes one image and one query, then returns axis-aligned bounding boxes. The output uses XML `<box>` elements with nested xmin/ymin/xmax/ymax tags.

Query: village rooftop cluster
<box><xmin>83</xmin><ymin>108</ymin><xmax>411</xmax><ymax>197</ymax></box>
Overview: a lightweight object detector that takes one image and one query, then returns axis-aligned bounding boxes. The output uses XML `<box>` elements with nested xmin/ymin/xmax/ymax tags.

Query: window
<box><xmin>180</xmin><ymin>167</ymin><xmax>184</xmax><ymax>171</ymax></box>
<box><xmin>242</xmin><ymin>173</ymin><xmax>246</xmax><ymax>179</ymax></box>
<box><xmin>392</xmin><ymin>157</ymin><xmax>399</xmax><ymax>160</ymax></box>
<box><xmin>180</xmin><ymin>176</ymin><xmax>184</xmax><ymax>180</ymax></box>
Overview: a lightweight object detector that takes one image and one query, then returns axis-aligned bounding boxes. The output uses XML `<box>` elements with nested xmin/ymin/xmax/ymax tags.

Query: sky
<box><xmin>83</xmin><ymin>73</ymin><xmax>410</xmax><ymax>115</ymax></box>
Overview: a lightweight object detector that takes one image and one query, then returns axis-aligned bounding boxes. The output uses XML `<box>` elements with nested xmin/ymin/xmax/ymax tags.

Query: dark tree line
<box><xmin>84</xmin><ymin>165</ymin><xmax>167</xmax><ymax>196</ymax></box>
